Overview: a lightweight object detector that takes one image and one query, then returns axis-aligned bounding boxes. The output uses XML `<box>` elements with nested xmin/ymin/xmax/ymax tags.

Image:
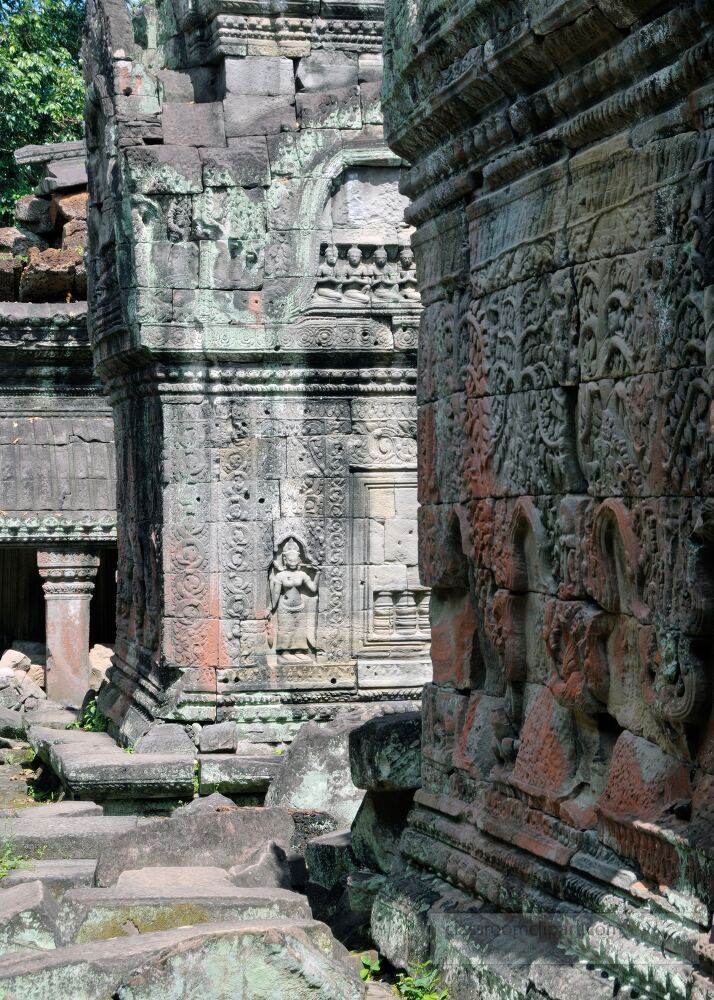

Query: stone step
<box><xmin>1</xmin><ymin>859</ymin><xmax>97</xmax><ymax>895</ymax></box>
<box><xmin>0</xmin><ymin>800</ymin><xmax>154</xmax><ymax>859</ymax></box>
<box><xmin>27</xmin><ymin>725</ymin><xmax>195</xmax><ymax>801</ymax></box>
<box><xmin>0</xmin><ymin>919</ymin><xmax>365</xmax><ymax>999</ymax></box>
<box><xmin>93</xmin><ymin>799</ymin><xmax>295</xmax><ymax>886</ymax></box>
<box><xmin>197</xmin><ymin>753</ymin><xmax>282</xmax><ymax>795</ymax></box>
<box><xmin>57</xmin><ymin>867</ymin><xmax>312</xmax><ymax>944</ymax></box>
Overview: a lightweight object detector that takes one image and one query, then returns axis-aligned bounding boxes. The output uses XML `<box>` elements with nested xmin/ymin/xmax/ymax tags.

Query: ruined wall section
<box><xmin>375</xmin><ymin>2</ymin><xmax>714</xmax><ymax>997</ymax></box>
<box><xmin>83</xmin><ymin>0</ymin><xmax>429</xmax><ymax>740</ymax></box>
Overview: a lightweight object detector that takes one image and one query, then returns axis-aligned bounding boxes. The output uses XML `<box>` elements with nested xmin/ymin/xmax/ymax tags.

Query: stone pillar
<box><xmin>83</xmin><ymin>0</ymin><xmax>432</xmax><ymax>740</ymax></box>
<box><xmin>37</xmin><ymin>549</ymin><xmax>100</xmax><ymax>706</ymax></box>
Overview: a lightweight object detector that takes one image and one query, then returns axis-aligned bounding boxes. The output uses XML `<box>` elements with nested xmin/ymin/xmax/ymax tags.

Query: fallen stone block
<box><xmin>349</xmin><ymin>710</ymin><xmax>422</xmax><ymax>791</ymax></box>
<box><xmin>22</xmin><ymin>703</ymin><xmax>78</xmax><ymax>730</ymax></box>
<box><xmin>57</xmin><ymin>868</ymin><xmax>311</xmax><ymax>944</ymax></box>
<box><xmin>18</xmin><ymin>247</ymin><xmax>84</xmax><ymax>302</ymax></box>
<box><xmin>228</xmin><ymin>841</ymin><xmax>292</xmax><ymax>890</ymax></box>
<box><xmin>198</xmin><ymin>754</ymin><xmax>280</xmax><ymax>794</ymax></box>
<box><xmin>93</xmin><ymin>801</ymin><xmax>296</xmax><ymax>886</ymax></box>
<box><xmin>51</xmin><ymin>748</ymin><xmax>196</xmax><ymax>800</ymax></box>
<box><xmin>0</xmin><ymin>226</ymin><xmax>47</xmax><ymax>255</ymax></box>
<box><xmin>0</xmin><ymin>651</ymin><xmax>29</xmax><ymax>672</ymax></box>
<box><xmin>1</xmin><ymin>860</ymin><xmax>97</xmax><ymax>896</ymax></box>
<box><xmin>37</xmin><ymin>157</ymin><xmax>87</xmax><ymax>193</ymax></box>
<box><xmin>134</xmin><ymin>722</ymin><xmax>196</xmax><ymax>756</ymax></box>
<box><xmin>0</xmin><ymin>881</ymin><xmax>60</xmax><ymax>954</ymax></box>
<box><xmin>265</xmin><ymin>707</ymin><xmax>390</xmax><ymax>827</ymax></box>
<box><xmin>0</xmin><ymin>707</ymin><xmax>25</xmax><ymax>739</ymax></box>
<box><xmin>197</xmin><ymin>721</ymin><xmax>237</xmax><ymax>753</ymax></box>
<box><xmin>305</xmin><ymin>830</ymin><xmax>360</xmax><ymax>891</ymax></box>
<box><xmin>1</xmin><ymin>804</ymin><xmax>150</xmax><ymax>860</ymax></box>
<box><xmin>0</xmin><ymin>920</ymin><xmax>363</xmax><ymax>1000</ymax></box>
<box><xmin>14</xmin><ymin>195</ymin><xmax>53</xmax><ymax>233</ymax></box>
<box><xmin>350</xmin><ymin>789</ymin><xmax>414</xmax><ymax>875</ymax></box>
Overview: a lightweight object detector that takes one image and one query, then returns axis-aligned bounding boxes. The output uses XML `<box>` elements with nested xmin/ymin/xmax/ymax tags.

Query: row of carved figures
<box><xmin>312</xmin><ymin>244</ymin><xmax>421</xmax><ymax>307</ymax></box>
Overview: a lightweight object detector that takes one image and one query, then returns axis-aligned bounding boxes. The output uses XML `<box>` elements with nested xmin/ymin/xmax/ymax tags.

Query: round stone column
<box><xmin>37</xmin><ymin>549</ymin><xmax>100</xmax><ymax>707</ymax></box>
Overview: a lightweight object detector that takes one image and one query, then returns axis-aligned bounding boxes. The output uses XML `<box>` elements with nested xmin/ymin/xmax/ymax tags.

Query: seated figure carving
<box><xmin>371</xmin><ymin>246</ymin><xmax>400</xmax><ymax>302</ymax></box>
<box><xmin>312</xmin><ymin>244</ymin><xmax>343</xmax><ymax>305</ymax></box>
<box><xmin>342</xmin><ymin>245</ymin><xmax>372</xmax><ymax>305</ymax></box>
<box><xmin>398</xmin><ymin>247</ymin><xmax>421</xmax><ymax>301</ymax></box>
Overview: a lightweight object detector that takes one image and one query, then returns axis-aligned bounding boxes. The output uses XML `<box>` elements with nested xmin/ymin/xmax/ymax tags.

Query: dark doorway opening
<box><xmin>0</xmin><ymin>546</ymin><xmax>117</xmax><ymax>653</ymax></box>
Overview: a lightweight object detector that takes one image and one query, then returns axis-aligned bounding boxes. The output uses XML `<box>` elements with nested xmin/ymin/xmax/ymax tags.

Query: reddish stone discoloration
<box><xmin>37</xmin><ymin>549</ymin><xmax>100</xmax><ymax>707</ymax></box>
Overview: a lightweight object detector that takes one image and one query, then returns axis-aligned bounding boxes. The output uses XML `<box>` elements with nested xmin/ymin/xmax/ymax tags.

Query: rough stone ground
<box><xmin>0</xmin><ymin>706</ymin><xmax>416</xmax><ymax>998</ymax></box>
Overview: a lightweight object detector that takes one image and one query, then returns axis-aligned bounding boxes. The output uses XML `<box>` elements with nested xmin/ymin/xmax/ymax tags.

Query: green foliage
<box><xmin>0</xmin><ymin>839</ymin><xmax>44</xmax><ymax>878</ymax></box>
<box><xmin>193</xmin><ymin>760</ymin><xmax>200</xmax><ymax>794</ymax></box>
<box><xmin>67</xmin><ymin>699</ymin><xmax>109</xmax><ymax>733</ymax></box>
<box><xmin>0</xmin><ymin>839</ymin><xmax>30</xmax><ymax>879</ymax></box>
<box><xmin>0</xmin><ymin>0</ymin><xmax>85</xmax><ymax>221</ymax></box>
<box><xmin>394</xmin><ymin>962</ymin><xmax>448</xmax><ymax>1000</ymax></box>
<box><xmin>360</xmin><ymin>955</ymin><xmax>381</xmax><ymax>982</ymax></box>
<box><xmin>26</xmin><ymin>783</ymin><xmax>59</xmax><ymax>803</ymax></box>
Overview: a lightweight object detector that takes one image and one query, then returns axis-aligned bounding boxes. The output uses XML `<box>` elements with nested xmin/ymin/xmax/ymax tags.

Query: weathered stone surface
<box><xmin>161</xmin><ymin>102</ymin><xmax>226</xmax><ymax>148</ymax></box>
<box><xmin>349</xmin><ymin>711</ymin><xmax>421</xmax><ymax>791</ymax></box>
<box><xmin>0</xmin><ymin>707</ymin><xmax>25</xmax><ymax>739</ymax></box>
<box><xmin>14</xmin><ymin>195</ymin><xmax>53</xmax><ymax>232</ymax></box>
<box><xmin>350</xmin><ymin>790</ymin><xmax>413</xmax><ymax>875</ymax></box>
<box><xmin>221</xmin><ymin>56</ymin><xmax>295</xmax><ymax>97</ymax></box>
<box><xmin>305</xmin><ymin>830</ymin><xmax>359</xmax><ymax>891</ymax></box>
<box><xmin>197</xmin><ymin>721</ymin><xmax>237</xmax><ymax>754</ymax></box>
<box><xmin>0</xmin><ymin>650</ymin><xmax>30</xmax><ymax>672</ymax></box>
<box><xmin>296</xmin><ymin>51</ymin><xmax>358</xmax><ymax>92</ymax></box>
<box><xmin>265</xmin><ymin>709</ymin><xmax>387</xmax><ymax>826</ymax></box>
<box><xmin>93</xmin><ymin>802</ymin><xmax>296</xmax><ymax>886</ymax></box>
<box><xmin>0</xmin><ymin>920</ymin><xmax>363</xmax><ymax>999</ymax></box>
<box><xmin>198</xmin><ymin>754</ymin><xmax>280</xmax><ymax>794</ymax></box>
<box><xmin>1</xmin><ymin>860</ymin><xmax>97</xmax><ymax>895</ymax></box>
<box><xmin>373</xmin><ymin>0</ymin><xmax>714</xmax><ymax>995</ymax></box>
<box><xmin>19</xmin><ymin>247</ymin><xmax>85</xmax><ymax>303</ymax></box>
<box><xmin>0</xmin><ymin>881</ymin><xmax>60</xmax><ymax>953</ymax></box>
<box><xmin>82</xmin><ymin>0</ymin><xmax>427</xmax><ymax>744</ymax></box>
<box><xmin>0</xmin><ymin>802</ymin><xmax>146</xmax><ymax>860</ymax></box>
<box><xmin>134</xmin><ymin>723</ymin><xmax>196</xmax><ymax>756</ymax></box>
<box><xmin>57</xmin><ymin>869</ymin><xmax>311</xmax><ymax>943</ymax></box>
<box><xmin>228</xmin><ymin>842</ymin><xmax>292</xmax><ymax>890</ymax></box>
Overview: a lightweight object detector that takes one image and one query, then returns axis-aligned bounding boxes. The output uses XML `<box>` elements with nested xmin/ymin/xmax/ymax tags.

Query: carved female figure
<box><xmin>268</xmin><ymin>537</ymin><xmax>320</xmax><ymax>661</ymax></box>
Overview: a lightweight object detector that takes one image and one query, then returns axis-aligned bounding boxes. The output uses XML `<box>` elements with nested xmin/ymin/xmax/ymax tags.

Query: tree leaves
<box><xmin>0</xmin><ymin>0</ymin><xmax>85</xmax><ymax>221</ymax></box>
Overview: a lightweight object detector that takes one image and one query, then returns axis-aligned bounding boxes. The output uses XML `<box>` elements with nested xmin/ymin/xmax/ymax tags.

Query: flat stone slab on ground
<box><xmin>94</xmin><ymin>802</ymin><xmax>296</xmax><ymax>886</ymax></box>
<box><xmin>0</xmin><ymin>880</ymin><xmax>60</xmax><ymax>953</ymax></box>
<box><xmin>1</xmin><ymin>859</ymin><xmax>97</xmax><ymax>895</ymax></box>
<box><xmin>27</xmin><ymin>726</ymin><xmax>196</xmax><ymax>800</ymax></box>
<box><xmin>0</xmin><ymin>920</ymin><xmax>364</xmax><ymax>1000</ymax></box>
<box><xmin>1</xmin><ymin>802</ymin><xmax>152</xmax><ymax>859</ymax></box>
<box><xmin>198</xmin><ymin>754</ymin><xmax>282</xmax><ymax>794</ymax></box>
<box><xmin>57</xmin><ymin>868</ymin><xmax>312</xmax><ymax>943</ymax></box>
<box><xmin>22</xmin><ymin>704</ymin><xmax>78</xmax><ymax>730</ymax></box>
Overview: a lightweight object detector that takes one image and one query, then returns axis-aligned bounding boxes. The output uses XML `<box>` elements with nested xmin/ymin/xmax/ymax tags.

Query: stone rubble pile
<box><xmin>0</xmin><ymin>141</ymin><xmax>88</xmax><ymax>303</ymax></box>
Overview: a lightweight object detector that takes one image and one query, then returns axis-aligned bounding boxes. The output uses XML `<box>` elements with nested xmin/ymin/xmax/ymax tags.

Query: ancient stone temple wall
<box><xmin>0</xmin><ymin>142</ymin><xmax>117</xmax><ymax>705</ymax></box>
<box><xmin>83</xmin><ymin>0</ymin><xmax>430</xmax><ymax>740</ymax></box>
<box><xmin>374</xmin><ymin>2</ymin><xmax>714</xmax><ymax>998</ymax></box>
